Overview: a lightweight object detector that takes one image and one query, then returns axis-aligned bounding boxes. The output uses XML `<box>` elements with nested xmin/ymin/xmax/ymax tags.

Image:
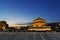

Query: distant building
<box><xmin>14</xmin><ymin>24</ymin><xmax>31</xmax><ymax>27</ymax></box>
<box><xmin>47</xmin><ymin>22</ymin><xmax>60</xmax><ymax>31</ymax></box>
<box><xmin>59</xmin><ymin>24</ymin><xmax>60</xmax><ymax>26</ymax></box>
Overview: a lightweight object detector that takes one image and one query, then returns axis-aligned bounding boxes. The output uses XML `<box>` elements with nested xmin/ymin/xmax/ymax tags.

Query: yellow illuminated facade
<box><xmin>28</xmin><ymin>26</ymin><xmax>51</xmax><ymax>31</ymax></box>
<box><xmin>33</xmin><ymin>17</ymin><xmax>46</xmax><ymax>27</ymax></box>
<box><xmin>28</xmin><ymin>17</ymin><xmax>51</xmax><ymax>31</ymax></box>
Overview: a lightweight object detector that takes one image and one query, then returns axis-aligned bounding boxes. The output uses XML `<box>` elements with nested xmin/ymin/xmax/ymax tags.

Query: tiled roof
<box><xmin>33</xmin><ymin>17</ymin><xmax>45</xmax><ymax>21</ymax></box>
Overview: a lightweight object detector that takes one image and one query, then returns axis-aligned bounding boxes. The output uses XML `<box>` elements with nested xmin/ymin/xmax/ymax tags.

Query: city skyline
<box><xmin>0</xmin><ymin>0</ymin><xmax>60</xmax><ymax>25</ymax></box>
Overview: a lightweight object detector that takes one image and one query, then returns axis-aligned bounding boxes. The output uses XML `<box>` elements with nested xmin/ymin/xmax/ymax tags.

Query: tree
<box><xmin>0</xmin><ymin>21</ymin><xmax>9</xmax><ymax>31</ymax></box>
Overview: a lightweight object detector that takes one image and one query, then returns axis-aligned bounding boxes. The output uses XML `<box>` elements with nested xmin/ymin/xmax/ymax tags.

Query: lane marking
<box><xmin>14</xmin><ymin>32</ymin><xmax>23</xmax><ymax>40</ymax></box>
<box><xmin>33</xmin><ymin>32</ymin><xmax>36</xmax><ymax>40</ymax></box>
<box><xmin>25</xmin><ymin>33</ymin><xmax>28</xmax><ymax>40</ymax></box>
<box><xmin>40</xmin><ymin>32</ymin><xmax>46</xmax><ymax>40</ymax></box>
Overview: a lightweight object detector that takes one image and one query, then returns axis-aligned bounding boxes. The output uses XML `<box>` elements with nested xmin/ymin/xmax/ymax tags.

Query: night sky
<box><xmin>0</xmin><ymin>0</ymin><xmax>60</xmax><ymax>25</ymax></box>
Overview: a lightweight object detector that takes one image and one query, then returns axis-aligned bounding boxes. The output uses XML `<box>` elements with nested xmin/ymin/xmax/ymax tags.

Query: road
<box><xmin>0</xmin><ymin>32</ymin><xmax>60</xmax><ymax>40</ymax></box>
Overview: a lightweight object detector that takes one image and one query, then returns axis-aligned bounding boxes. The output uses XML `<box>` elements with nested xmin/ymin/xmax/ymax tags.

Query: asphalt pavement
<box><xmin>0</xmin><ymin>32</ymin><xmax>60</xmax><ymax>40</ymax></box>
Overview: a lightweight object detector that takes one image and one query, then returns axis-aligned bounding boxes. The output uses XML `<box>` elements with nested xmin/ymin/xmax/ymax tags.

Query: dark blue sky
<box><xmin>0</xmin><ymin>0</ymin><xmax>60</xmax><ymax>24</ymax></box>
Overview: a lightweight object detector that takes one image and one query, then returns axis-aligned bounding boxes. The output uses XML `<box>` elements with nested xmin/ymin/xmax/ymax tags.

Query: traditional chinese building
<box><xmin>28</xmin><ymin>17</ymin><xmax>51</xmax><ymax>31</ymax></box>
<box><xmin>32</xmin><ymin>17</ymin><xmax>46</xmax><ymax>27</ymax></box>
